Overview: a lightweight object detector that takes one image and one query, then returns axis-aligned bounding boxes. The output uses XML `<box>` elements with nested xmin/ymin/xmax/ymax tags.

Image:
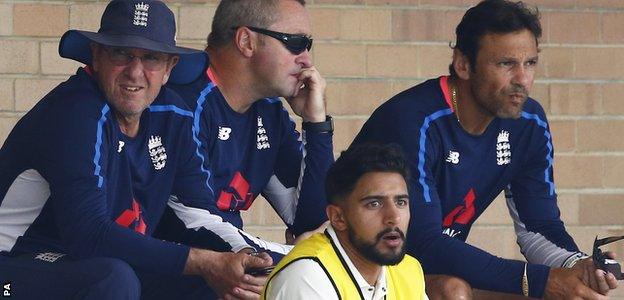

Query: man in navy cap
<box><xmin>0</xmin><ymin>0</ymin><xmax>272</xmax><ymax>299</ymax></box>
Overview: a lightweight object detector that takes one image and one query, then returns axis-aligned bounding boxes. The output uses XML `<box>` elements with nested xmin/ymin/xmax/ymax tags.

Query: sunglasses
<box><xmin>246</xmin><ymin>26</ymin><xmax>313</xmax><ymax>55</ymax></box>
<box><xmin>100</xmin><ymin>46</ymin><xmax>171</xmax><ymax>71</ymax></box>
<box><xmin>592</xmin><ymin>235</ymin><xmax>624</xmax><ymax>280</ymax></box>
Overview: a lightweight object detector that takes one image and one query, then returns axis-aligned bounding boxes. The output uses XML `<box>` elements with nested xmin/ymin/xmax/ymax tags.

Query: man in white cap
<box><xmin>0</xmin><ymin>0</ymin><xmax>272</xmax><ymax>299</ymax></box>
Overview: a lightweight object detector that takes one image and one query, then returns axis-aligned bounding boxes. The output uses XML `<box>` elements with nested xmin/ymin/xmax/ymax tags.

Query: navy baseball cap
<box><xmin>58</xmin><ymin>0</ymin><xmax>206</xmax><ymax>84</ymax></box>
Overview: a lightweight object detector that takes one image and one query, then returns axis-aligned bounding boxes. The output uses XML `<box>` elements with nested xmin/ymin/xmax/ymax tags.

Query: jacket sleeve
<box><xmin>165</xmin><ymin>108</ymin><xmax>293</xmax><ymax>262</ymax></box>
<box><xmin>506</xmin><ymin>111</ymin><xmax>584</xmax><ymax>269</ymax></box>
<box><xmin>262</xmin><ymin>106</ymin><xmax>334</xmax><ymax>236</ymax></box>
<box><xmin>351</xmin><ymin>107</ymin><xmax>551</xmax><ymax>298</ymax></box>
<box><xmin>43</xmin><ymin>103</ymin><xmax>189</xmax><ymax>276</ymax></box>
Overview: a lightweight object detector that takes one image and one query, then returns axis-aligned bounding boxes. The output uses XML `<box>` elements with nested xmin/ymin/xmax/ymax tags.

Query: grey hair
<box><xmin>207</xmin><ymin>0</ymin><xmax>306</xmax><ymax>49</ymax></box>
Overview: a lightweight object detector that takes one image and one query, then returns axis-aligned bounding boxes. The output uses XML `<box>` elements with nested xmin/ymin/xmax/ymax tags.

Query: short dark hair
<box><xmin>326</xmin><ymin>144</ymin><xmax>409</xmax><ymax>205</ymax></box>
<box><xmin>207</xmin><ymin>0</ymin><xmax>306</xmax><ymax>50</ymax></box>
<box><xmin>449</xmin><ymin>0</ymin><xmax>541</xmax><ymax>77</ymax></box>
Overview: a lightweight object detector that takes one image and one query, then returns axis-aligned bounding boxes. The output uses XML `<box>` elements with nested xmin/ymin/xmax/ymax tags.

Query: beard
<box><xmin>470</xmin><ymin>80</ymin><xmax>529</xmax><ymax>120</ymax></box>
<box><xmin>347</xmin><ymin>226</ymin><xmax>407</xmax><ymax>266</ymax></box>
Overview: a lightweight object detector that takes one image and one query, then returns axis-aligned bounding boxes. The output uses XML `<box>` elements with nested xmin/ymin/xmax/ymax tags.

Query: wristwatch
<box><xmin>302</xmin><ymin>115</ymin><xmax>333</xmax><ymax>133</ymax></box>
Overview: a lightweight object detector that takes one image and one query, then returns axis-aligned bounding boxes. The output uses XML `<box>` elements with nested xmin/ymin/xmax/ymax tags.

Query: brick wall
<box><xmin>1</xmin><ymin>0</ymin><xmax>623</xmax><ymax>296</ymax></box>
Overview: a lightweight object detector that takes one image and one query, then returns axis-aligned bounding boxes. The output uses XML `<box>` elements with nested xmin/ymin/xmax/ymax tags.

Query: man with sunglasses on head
<box><xmin>0</xmin><ymin>0</ymin><xmax>277</xmax><ymax>299</ymax></box>
<box><xmin>156</xmin><ymin>0</ymin><xmax>333</xmax><ymax>274</ymax></box>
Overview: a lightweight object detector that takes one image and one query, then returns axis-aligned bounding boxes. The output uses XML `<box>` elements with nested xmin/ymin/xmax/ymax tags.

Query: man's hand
<box><xmin>544</xmin><ymin>267</ymin><xmax>608</xmax><ymax>300</ymax></box>
<box><xmin>286</xmin><ymin>66</ymin><xmax>327</xmax><ymax>123</ymax></box>
<box><xmin>574</xmin><ymin>253</ymin><xmax>619</xmax><ymax>295</ymax></box>
<box><xmin>184</xmin><ymin>248</ymin><xmax>273</xmax><ymax>300</ymax></box>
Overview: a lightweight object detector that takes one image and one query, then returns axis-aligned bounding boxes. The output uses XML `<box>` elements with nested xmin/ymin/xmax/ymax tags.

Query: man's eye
<box><xmin>396</xmin><ymin>199</ymin><xmax>408</xmax><ymax>206</ymax></box>
<box><xmin>499</xmin><ymin>61</ymin><xmax>514</xmax><ymax>67</ymax></box>
<box><xmin>366</xmin><ymin>201</ymin><xmax>381</xmax><ymax>208</ymax></box>
<box><xmin>143</xmin><ymin>54</ymin><xmax>162</xmax><ymax>62</ymax></box>
<box><xmin>112</xmin><ymin>48</ymin><xmax>129</xmax><ymax>56</ymax></box>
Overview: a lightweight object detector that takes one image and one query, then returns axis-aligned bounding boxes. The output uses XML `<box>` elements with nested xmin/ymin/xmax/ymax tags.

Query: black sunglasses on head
<box><xmin>244</xmin><ymin>26</ymin><xmax>313</xmax><ymax>55</ymax></box>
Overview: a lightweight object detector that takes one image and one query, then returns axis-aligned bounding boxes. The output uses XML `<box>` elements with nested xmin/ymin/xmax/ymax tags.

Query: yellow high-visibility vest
<box><xmin>263</xmin><ymin>231</ymin><xmax>426</xmax><ymax>299</ymax></box>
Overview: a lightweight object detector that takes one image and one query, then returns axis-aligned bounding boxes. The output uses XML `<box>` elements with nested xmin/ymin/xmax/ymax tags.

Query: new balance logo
<box><xmin>218</xmin><ymin>126</ymin><xmax>232</xmax><ymax>141</ymax></box>
<box><xmin>446</xmin><ymin>150</ymin><xmax>460</xmax><ymax>164</ymax></box>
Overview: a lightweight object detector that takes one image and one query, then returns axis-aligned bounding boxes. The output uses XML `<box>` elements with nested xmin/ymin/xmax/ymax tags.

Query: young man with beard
<box><xmin>156</xmin><ymin>0</ymin><xmax>333</xmax><ymax>262</ymax></box>
<box><xmin>351</xmin><ymin>0</ymin><xmax>619</xmax><ymax>299</ymax></box>
<box><xmin>262</xmin><ymin>144</ymin><xmax>427</xmax><ymax>299</ymax></box>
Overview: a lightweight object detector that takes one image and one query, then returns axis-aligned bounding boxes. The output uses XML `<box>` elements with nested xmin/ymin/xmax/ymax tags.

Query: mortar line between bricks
<box><xmin>2</xmin><ymin>1</ymin><xmax>109</xmax><ymax>5</ymax></box>
<box><xmin>308</xmin><ymin>4</ymin><xmax>624</xmax><ymax>13</ymax></box>
<box><xmin>542</xmin><ymin>43</ymin><xmax>624</xmax><ymax>48</ymax></box>
<box><xmin>5</xmin><ymin>2</ymin><xmax>624</xmax><ymax>17</ymax></box>
<box><xmin>550</xmin><ymin>115</ymin><xmax>624</xmax><ymax>120</ymax></box>
<box><xmin>472</xmin><ymin>225</ymin><xmax>624</xmax><ymax>230</ymax></box>
<box><xmin>13</xmin><ymin>75</ymin><xmax>624</xmax><ymax>85</ymax></box>
<box><xmin>310</xmin><ymin>4</ymin><xmax>468</xmax><ymax>10</ymax></box>
<box><xmin>9</xmin><ymin>76</ymin><xmax>624</xmax><ymax>85</ymax></box>
<box><xmin>351</xmin><ymin>42</ymin><xmax>624</xmax><ymax>48</ymax></box>
<box><xmin>558</xmin><ymin>188</ymin><xmax>624</xmax><ymax>193</ymax></box>
<box><xmin>0</xmin><ymin>74</ymin><xmax>76</xmax><ymax>79</ymax></box>
<box><xmin>174</xmin><ymin>38</ymin><xmax>624</xmax><ymax>49</ymax></box>
<box><xmin>0</xmin><ymin>37</ymin><xmax>63</xmax><ymax>42</ymax></box>
<box><xmin>556</xmin><ymin>152</ymin><xmax>624</xmax><ymax>156</ymax></box>
<box><xmin>333</xmin><ymin>115</ymin><xmax>624</xmax><ymax>121</ymax></box>
<box><xmin>535</xmin><ymin>79</ymin><xmax>624</xmax><ymax>84</ymax></box>
<box><xmin>320</xmin><ymin>77</ymin><xmax>624</xmax><ymax>84</ymax></box>
<box><xmin>0</xmin><ymin>111</ymin><xmax>24</xmax><ymax>117</ymax></box>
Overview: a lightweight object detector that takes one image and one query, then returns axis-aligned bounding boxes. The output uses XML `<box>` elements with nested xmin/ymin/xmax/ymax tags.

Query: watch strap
<box><xmin>302</xmin><ymin>115</ymin><xmax>333</xmax><ymax>133</ymax></box>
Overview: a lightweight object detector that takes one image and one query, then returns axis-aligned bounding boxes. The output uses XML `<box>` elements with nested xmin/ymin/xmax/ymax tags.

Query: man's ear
<box><xmin>162</xmin><ymin>55</ymin><xmax>179</xmax><ymax>85</ymax></box>
<box><xmin>233</xmin><ymin>27</ymin><xmax>256</xmax><ymax>58</ymax></box>
<box><xmin>326</xmin><ymin>204</ymin><xmax>347</xmax><ymax>231</ymax></box>
<box><xmin>90</xmin><ymin>43</ymin><xmax>100</xmax><ymax>72</ymax></box>
<box><xmin>452</xmin><ymin>49</ymin><xmax>471</xmax><ymax>80</ymax></box>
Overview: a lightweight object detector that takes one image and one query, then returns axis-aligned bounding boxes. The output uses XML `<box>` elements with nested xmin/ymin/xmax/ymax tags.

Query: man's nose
<box><xmin>383</xmin><ymin>202</ymin><xmax>402</xmax><ymax>226</ymax></box>
<box><xmin>296</xmin><ymin>49</ymin><xmax>312</xmax><ymax>68</ymax></box>
<box><xmin>123</xmin><ymin>56</ymin><xmax>145</xmax><ymax>78</ymax></box>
